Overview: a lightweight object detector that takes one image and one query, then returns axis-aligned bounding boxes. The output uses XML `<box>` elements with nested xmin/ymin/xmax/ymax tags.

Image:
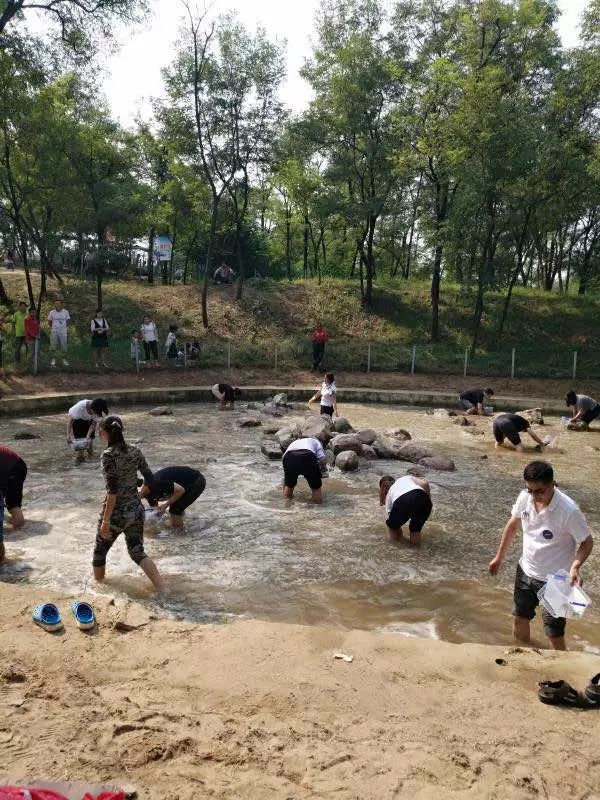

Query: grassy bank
<box><xmin>1</xmin><ymin>270</ymin><xmax>599</xmax><ymax>379</ymax></box>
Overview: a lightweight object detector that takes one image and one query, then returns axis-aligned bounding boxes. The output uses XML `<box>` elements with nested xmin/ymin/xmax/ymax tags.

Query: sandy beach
<box><xmin>1</xmin><ymin>583</ymin><xmax>599</xmax><ymax>799</ymax></box>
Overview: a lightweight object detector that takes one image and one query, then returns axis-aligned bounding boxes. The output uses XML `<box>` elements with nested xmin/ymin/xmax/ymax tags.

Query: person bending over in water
<box><xmin>379</xmin><ymin>474</ymin><xmax>432</xmax><ymax>546</ymax></box>
<box><xmin>67</xmin><ymin>397</ymin><xmax>109</xmax><ymax>455</ymax></box>
<box><xmin>308</xmin><ymin>372</ymin><xmax>338</xmax><ymax>418</ymax></box>
<box><xmin>282</xmin><ymin>436</ymin><xmax>328</xmax><ymax>503</ymax></box>
<box><xmin>211</xmin><ymin>382</ymin><xmax>241</xmax><ymax>410</ymax></box>
<box><xmin>93</xmin><ymin>415</ymin><xmax>164</xmax><ymax>594</ymax></box>
<box><xmin>139</xmin><ymin>466</ymin><xmax>206</xmax><ymax>529</ymax></box>
<box><xmin>0</xmin><ymin>445</ymin><xmax>27</xmax><ymax>532</ymax></box>
<box><xmin>565</xmin><ymin>390</ymin><xmax>600</xmax><ymax>430</ymax></box>
<box><xmin>493</xmin><ymin>413</ymin><xmax>545</xmax><ymax>452</ymax></box>
<box><xmin>489</xmin><ymin>460</ymin><xmax>593</xmax><ymax>651</ymax></box>
<box><xmin>458</xmin><ymin>387</ymin><xmax>494</xmax><ymax>415</ymax></box>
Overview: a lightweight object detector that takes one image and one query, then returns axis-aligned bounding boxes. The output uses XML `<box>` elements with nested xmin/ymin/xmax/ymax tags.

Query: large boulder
<box><xmin>336</xmin><ymin>450</ymin><xmax>359</xmax><ymax>471</ymax></box>
<box><xmin>360</xmin><ymin>444</ymin><xmax>378</xmax><ymax>460</ymax></box>
<box><xmin>356</xmin><ymin>428</ymin><xmax>377</xmax><ymax>445</ymax></box>
<box><xmin>272</xmin><ymin>393</ymin><xmax>288</xmax><ymax>407</ymax></box>
<box><xmin>276</xmin><ymin>424</ymin><xmax>302</xmax><ymax>450</ymax></box>
<box><xmin>326</xmin><ymin>449</ymin><xmax>336</xmax><ymax>466</ymax></box>
<box><xmin>333</xmin><ymin>416</ymin><xmax>353</xmax><ymax>433</ymax></box>
<box><xmin>407</xmin><ymin>465</ymin><xmax>427</xmax><ymax>478</ymax></box>
<box><xmin>149</xmin><ymin>406</ymin><xmax>173</xmax><ymax>416</ymax></box>
<box><xmin>419</xmin><ymin>455</ymin><xmax>456</xmax><ymax>472</ymax></box>
<box><xmin>263</xmin><ymin>421</ymin><xmax>287</xmax><ymax>435</ymax></box>
<box><xmin>261</xmin><ymin>440</ymin><xmax>283</xmax><ymax>460</ymax></box>
<box><xmin>396</xmin><ymin>441</ymin><xmax>433</xmax><ymax>462</ymax></box>
<box><xmin>261</xmin><ymin>405</ymin><xmax>284</xmax><ymax>417</ymax></box>
<box><xmin>517</xmin><ymin>408</ymin><xmax>544</xmax><ymax>425</ymax></box>
<box><xmin>372</xmin><ymin>438</ymin><xmax>398</xmax><ymax>459</ymax></box>
<box><xmin>385</xmin><ymin>428</ymin><xmax>412</xmax><ymax>442</ymax></box>
<box><xmin>301</xmin><ymin>415</ymin><xmax>332</xmax><ymax>443</ymax></box>
<box><xmin>237</xmin><ymin>416</ymin><xmax>261</xmax><ymax>428</ymax></box>
<box><xmin>329</xmin><ymin>433</ymin><xmax>362</xmax><ymax>455</ymax></box>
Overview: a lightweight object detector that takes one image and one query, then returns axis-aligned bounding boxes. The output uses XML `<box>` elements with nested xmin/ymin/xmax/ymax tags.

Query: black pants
<box><xmin>72</xmin><ymin>419</ymin><xmax>95</xmax><ymax>440</ymax></box>
<box><xmin>386</xmin><ymin>489</ymin><xmax>432</xmax><ymax>533</ymax></box>
<box><xmin>170</xmin><ymin>475</ymin><xmax>206</xmax><ymax>515</ymax></box>
<box><xmin>312</xmin><ymin>341</ymin><xmax>325</xmax><ymax>369</ymax></box>
<box><xmin>143</xmin><ymin>340</ymin><xmax>159</xmax><ymax>360</ymax></box>
<box><xmin>282</xmin><ymin>450</ymin><xmax>322</xmax><ymax>490</ymax></box>
<box><xmin>581</xmin><ymin>405</ymin><xmax>600</xmax><ymax>424</ymax></box>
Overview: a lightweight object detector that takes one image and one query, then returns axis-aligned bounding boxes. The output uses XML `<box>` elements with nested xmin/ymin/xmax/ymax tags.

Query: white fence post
<box><xmin>511</xmin><ymin>347</ymin><xmax>516</xmax><ymax>379</ymax></box>
<box><xmin>367</xmin><ymin>343</ymin><xmax>371</xmax><ymax>373</ymax></box>
<box><xmin>463</xmin><ymin>347</ymin><xmax>469</xmax><ymax>377</ymax></box>
<box><xmin>411</xmin><ymin>344</ymin><xmax>416</xmax><ymax>375</ymax></box>
<box><xmin>572</xmin><ymin>350</ymin><xmax>578</xmax><ymax>380</ymax></box>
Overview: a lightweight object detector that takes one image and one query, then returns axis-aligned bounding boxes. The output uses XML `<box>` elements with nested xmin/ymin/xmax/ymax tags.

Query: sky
<box><xmin>59</xmin><ymin>0</ymin><xmax>595</xmax><ymax>127</ymax></box>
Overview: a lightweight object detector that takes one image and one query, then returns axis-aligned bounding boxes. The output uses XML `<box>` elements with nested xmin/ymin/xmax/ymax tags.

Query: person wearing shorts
<box><xmin>308</xmin><ymin>372</ymin><xmax>338</xmax><ymax>418</ymax></box>
<box><xmin>211</xmin><ymin>383</ymin><xmax>241</xmax><ymax>409</ymax></box>
<box><xmin>139</xmin><ymin>466</ymin><xmax>206</xmax><ymax>528</ymax></box>
<box><xmin>379</xmin><ymin>474</ymin><xmax>432</xmax><ymax>546</ymax></box>
<box><xmin>282</xmin><ymin>437</ymin><xmax>328</xmax><ymax>503</ymax></box>
<box><xmin>47</xmin><ymin>299</ymin><xmax>70</xmax><ymax>367</ymax></box>
<box><xmin>458</xmin><ymin>387</ymin><xmax>493</xmax><ymax>415</ymax></box>
<box><xmin>489</xmin><ymin>460</ymin><xmax>593</xmax><ymax>650</ymax></box>
<box><xmin>67</xmin><ymin>397</ymin><xmax>109</xmax><ymax>455</ymax></box>
<box><xmin>565</xmin><ymin>390</ymin><xmax>600</xmax><ymax>428</ymax></box>
<box><xmin>0</xmin><ymin>445</ymin><xmax>27</xmax><ymax>529</ymax></box>
<box><xmin>492</xmin><ymin>413</ymin><xmax>545</xmax><ymax>452</ymax></box>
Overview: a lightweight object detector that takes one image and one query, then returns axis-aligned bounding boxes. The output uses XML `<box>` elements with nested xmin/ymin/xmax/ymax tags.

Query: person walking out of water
<box><xmin>12</xmin><ymin>301</ymin><xmax>27</xmax><ymax>365</ymax></box>
<box><xmin>47</xmin><ymin>298</ymin><xmax>70</xmax><ymax>367</ymax></box>
<box><xmin>139</xmin><ymin>466</ymin><xmax>206</xmax><ymax>529</ymax></box>
<box><xmin>489</xmin><ymin>460</ymin><xmax>593</xmax><ymax>650</ymax></box>
<box><xmin>311</xmin><ymin>322</ymin><xmax>329</xmax><ymax>371</ymax></box>
<box><xmin>458</xmin><ymin>387</ymin><xmax>494</xmax><ymax>415</ymax></box>
<box><xmin>211</xmin><ymin>383</ymin><xmax>241</xmax><ymax>410</ymax></box>
<box><xmin>565</xmin><ymin>390</ymin><xmax>600</xmax><ymax>430</ymax></box>
<box><xmin>90</xmin><ymin>307</ymin><xmax>110</xmax><ymax>368</ymax></box>
<box><xmin>93</xmin><ymin>415</ymin><xmax>164</xmax><ymax>594</ymax></box>
<box><xmin>140</xmin><ymin>314</ymin><xmax>159</xmax><ymax>367</ymax></box>
<box><xmin>493</xmin><ymin>413</ymin><xmax>546</xmax><ymax>452</ymax></box>
<box><xmin>0</xmin><ymin>445</ymin><xmax>27</xmax><ymax>531</ymax></box>
<box><xmin>67</xmin><ymin>397</ymin><xmax>109</xmax><ymax>455</ymax></box>
<box><xmin>379</xmin><ymin>474</ymin><xmax>432</xmax><ymax>546</ymax></box>
<box><xmin>308</xmin><ymin>372</ymin><xmax>338</xmax><ymax>418</ymax></box>
<box><xmin>282</xmin><ymin>436</ymin><xmax>328</xmax><ymax>503</ymax></box>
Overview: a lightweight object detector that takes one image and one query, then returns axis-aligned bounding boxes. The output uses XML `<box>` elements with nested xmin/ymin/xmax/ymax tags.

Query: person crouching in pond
<box><xmin>139</xmin><ymin>466</ymin><xmax>206</xmax><ymax>529</ymax></box>
<box><xmin>211</xmin><ymin>382</ymin><xmax>241</xmax><ymax>410</ymax></box>
<box><xmin>93</xmin><ymin>415</ymin><xmax>164</xmax><ymax>594</ymax></box>
<box><xmin>282</xmin><ymin>437</ymin><xmax>328</xmax><ymax>503</ymax></box>
<box><xmin>379</xmin><ymin>474</ymin><xmax>433</xmax><ymax>546</ymax></box>
<box><xmin>493</xmin><ymin>413</ymin><xmax>546</xmax><ymax>452</ymax></box>
<box><xmin>308</xmin><ymin>372</ymin><xmax>338</xmax><ymax>418</ymax></box>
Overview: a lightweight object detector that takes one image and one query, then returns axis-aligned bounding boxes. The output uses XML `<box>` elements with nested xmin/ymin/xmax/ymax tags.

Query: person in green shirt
<box><xmin>12</xmin><ymin>301</ymin><xmax>27</xmax><ymax>364</ymax></box>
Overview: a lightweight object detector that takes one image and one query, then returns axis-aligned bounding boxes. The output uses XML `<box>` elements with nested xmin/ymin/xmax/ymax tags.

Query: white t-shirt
<box><xmin>385</xmin><ymin>475</ymin><xmax>425</xmax><ymax>514</ymax></box>
<box><xmin>285</xmin><ymin>437</ymin><xmax>326</xmax><ymax>460</ymax></box>
<box><xmin>48</xmin><ymin>309</ymin><xmax>70</xmax><ymax>332</ymax></box>
<box><xmin>68</xmin><ymin>399</ymin><xmax>97</xmax><ymax>421</ymax></box>
<box><xmin>511</xmin><ymin>488</ymin><xmax>590</xmax><ymax>580</ymax></box>
<box><xmin>140</xmin><ymin>322</ymin><xmax>157</xmax><ymax>342</ymax></box>
<box><xmin>320</xmin><ymin>381</ymin><xmax>337</xmax><ymax>406</ymax></box>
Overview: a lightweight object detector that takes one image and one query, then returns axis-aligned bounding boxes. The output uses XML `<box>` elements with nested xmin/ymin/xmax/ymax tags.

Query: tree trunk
<box><xmin>234</xmin><ymin>220</ymin><xmax>244</xmax><ymax>301</ymax></box>
<box><xmin>0</xmin><ymin>276</ymin><xmax>9</xmax><ymax>305</ymax></box>
<box><xmin>430</xmin><ymin>243</ymin><xmax>443</xmax><ymax>341</ymax></box>
<box><xmin>147</xmin><ymin>226</ymin><xmax>155</xmax><ymax>285</ymax></box>
<box><xmin>285</xmin><ymin>209</ymin><xmax>292</xmax><ymax>280</ymax></box>
<box><xmin>303</xmin><ymin>212</ymin><xmax>309</xmax><ymax>278</ymax></box>
<box><xmin>201</xmin><ymin>200</ymin><xmax>219</xmax><ymax>328</ymax></box>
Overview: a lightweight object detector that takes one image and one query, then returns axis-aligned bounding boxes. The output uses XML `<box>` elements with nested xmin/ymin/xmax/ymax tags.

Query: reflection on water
<box><xmin>1</xmin><ymin>402</ymin><xmax>598</xmax><ymax>651</ymax></box>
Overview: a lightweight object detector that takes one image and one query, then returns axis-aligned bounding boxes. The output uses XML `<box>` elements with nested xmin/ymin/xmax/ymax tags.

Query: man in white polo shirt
<box><xmin>489</xmin><ymin>460</ymin><xmax>593</xmax><ymax>650</ymax></box>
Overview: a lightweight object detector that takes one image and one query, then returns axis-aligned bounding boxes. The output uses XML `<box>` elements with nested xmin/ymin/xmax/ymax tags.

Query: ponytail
<box><xmin>99</xmin><ymin>415</ymin><xmax>127</xmax><ymax>451</ymax></box>
<box><xmin>379</xmin><ymin>475</ymin><xmax>394</xmax><ymax>506</ymax></box>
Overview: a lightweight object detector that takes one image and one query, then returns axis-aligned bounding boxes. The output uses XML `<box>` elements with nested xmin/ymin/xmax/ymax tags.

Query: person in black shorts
<box><xmin>211</xmin><ymin>383</ymin><xmax>242</xmax><ymax>410</ymax></box>
<box><xmin>139</xmin><ymin>466</ymin><xmax>206</xmax><ymax>528</ymax></box>
<box><xmin>282</xmin><ymin>437</ymin><xmax>328</xmax><ymax>503</ymax></box>
<box><xmin>565</xmin><ymin>390</ymin><xmax>600</xmax><ymax>428</ymax></box>
<box><xmin>379</xmin><ymin>474</ymin><xmax>433</xmax><ymax>546</ymax></box>
<box><xmin>492</xmin><ymin>413</ymin><xmax>545</xmax><ymax>452</ymax></box>
<box><xmin>458</xmin><ymin>387</ymin><xmax>494</xmax><ymax>415</ymax></box>
<box><xmin>0</xmin><ymin>445</ymin><xmax>27</xmax><ymax>530</ymax></box>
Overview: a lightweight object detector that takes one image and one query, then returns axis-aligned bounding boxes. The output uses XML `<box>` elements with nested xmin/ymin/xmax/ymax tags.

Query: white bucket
<box><xmin>72</xmin><ymin>437</ymin><xmax>90</xmax><ymax>452</ymax></box>
<box><xmin>484</xmin><ymin>406</ymin><xmax>494</xmax><ymax>415</ymax></box>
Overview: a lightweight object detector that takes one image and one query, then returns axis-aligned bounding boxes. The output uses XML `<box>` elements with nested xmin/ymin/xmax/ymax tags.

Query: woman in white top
<box><xmin>90</xmin><ymin>308</ymin><xmax>109</xmax><ymax>368</ymax></box>
<box><xmin>308</xmin><ymin>372</ymin><xmax>338</xmax><ymax>418</ymax></box>
<box><xmin>140</xmin><ymin>315</ymin><xmax>159</xmax><ymax>367</ymax></box>
<box><xmin>379</xmin><ymin>474</ymin><xmax>432</xmax><ymax>546</ymax></box>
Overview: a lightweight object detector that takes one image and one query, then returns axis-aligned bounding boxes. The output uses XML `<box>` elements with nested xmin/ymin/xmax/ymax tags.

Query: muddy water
<box><xmin>2</xmin><ymin>402</ymin><xmax>599</xmax><ymax>651</ymax></box>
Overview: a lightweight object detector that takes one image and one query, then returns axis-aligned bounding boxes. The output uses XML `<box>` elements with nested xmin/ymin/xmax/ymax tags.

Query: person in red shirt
<box><xmin>0</xmin><ymin>445</ymin><xmax>27</xmax><ymax>562</ymax></box>
<box><xmin>24</xmin><ymin>307</ymin><xmax>41</xmax><ymax>363</ymax></box>
<box><xmin>311</xmin><ymin>322</ymin><xmax>329</xmax><ymax>370</ymax></box>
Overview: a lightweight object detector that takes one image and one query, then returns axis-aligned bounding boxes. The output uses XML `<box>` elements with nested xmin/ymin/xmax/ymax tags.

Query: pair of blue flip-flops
<box><xmin>32</xmin><ymin>600</ymin><xmax>96</xmax><ymax>632</ymax></box>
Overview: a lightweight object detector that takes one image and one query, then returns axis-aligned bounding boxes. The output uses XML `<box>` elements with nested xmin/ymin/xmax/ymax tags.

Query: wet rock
<box><xmin>360</xmin><ymin>444</ymin><xmax>378</xmax><ymax>460</ymax></box>
<box><xmin>149</xmin><ymin>406</ymin><xmax>173</xmax><ymax>416</ymax></box>
<box><xmin>261</xmin><ymin>405</ymin><xmax>284</xmax><ymax>417</ymax></box>
<box><xmin>407</xmin><ymin>465</ymin><xmax>427</xmax><ymax>477</ymax></box>
<box><xmin>326</xmin><ymin>450</ymin><xmax>336</xmax><ymax>466</ymax></box>
<box><xmin>567</xmin><ymin>420</ymin><xmax>588</xmax><ymax>432</ymax></box>
<box><xmin>272</xmin><ymin>393</ymin><xmax>288</xmax><ymax>406</ymax></box>
<box><xmin>333</xmin><ymin>416</ymin><xmax>353</xmax><ymax>433</ymax></box>
<box><xmin>237</xmin><ymin>416</ymin><xmax>261</xmax><ymax>427</ymax></box>
<box><xmin>517</xmin><ymin>408</ymin><xmax>544</xmax><ymax>425</ymax></box>
<box><xmin>261</xmin><ymin>440</ymin><xmax>282</xmax><ymax>460</ymax></box>
<box><xmin>330</xmin><ymin>433</ymin><xmax>362</xmax><ymax>455</ymax></box>
<box><xmin>372</xmin><ymin>438</ymin><xmax>397</xmax><ymax>459</ymax></box>
<box><xmin>336</xmin><ymin>450</ymin><xmax>359</xmax><ymax>471</ymax></box>
<box><xmin>451</xmin><ymin>416</ymin><xmax>473</xmax><ymax>426</ymax></box>
<box><xmin>302</xmin><ymin>416</ymin><xmax>332</xmax><ymax>443</ymax></box>
<box><xmin>480</xmin><ymin>454</ymin><xmax>488</xmax><ymax>460</ymax></box>
<box><xmin>245</xmin><ymin>402</ymin><xmax>261</xmax><ymax>410</ymax></box>
<box><xmin>419</xmin><ymin>456</ymin><xmax>456</xmax><ymax>471</ymax></box>
<box><xmin>433</xmin><ymin>408</ymin><xmax>456</xmax><ymax>417</ymax></box>
<box><xmin>356</xmin><ymin>428</ymin><xmax>377</xmax><ymax>445</ymax></box>
<box><xmin>263</xmin><ymin>421</ymin><xmax>287</xmax><ymax>435</ymax></box>
<box><xmin>396</xmin><ymin>441</ymin><xmax>433</xmax><ymax>462</ymax></box>
<box><xmin>385</xmin><ymin>428</ymin><xmax>412</xmax><ymax>442</ymax></box>
<box><xmin>14</xmin><ymin>431</ymin><xmax>41</xmax><ymax>440</ymax></box>
<box><xmin>276</xmin><ymin>424</ymin><xmax>302</xmax><ymax>450</ymax></box>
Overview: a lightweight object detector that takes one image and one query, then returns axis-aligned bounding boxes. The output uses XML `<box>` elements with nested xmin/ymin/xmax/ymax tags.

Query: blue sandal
<box><xmin>71</xmin><ymin>600</ymin><xmax>96</xmax><ymax>630</ymax></box>
<box><xmin>32</xmin><ymin>603</ymin><xmax>63</xmax><ymax>632</ymax></box>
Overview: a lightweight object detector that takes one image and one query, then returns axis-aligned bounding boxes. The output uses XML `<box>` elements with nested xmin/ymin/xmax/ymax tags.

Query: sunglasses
<box><xmin>526</xmin><ymin>485</ymin><xmax>551</xmax><ymax>496</ymax></box>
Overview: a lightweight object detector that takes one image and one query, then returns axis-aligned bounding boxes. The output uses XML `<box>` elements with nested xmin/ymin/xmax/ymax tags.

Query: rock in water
<box><xmin>263</xmin><ymin>421</ymin><xmax>287</xmax><ymax>435</ymax></box>
<box><xmin>237</xmin><ymin>416</ymin><xmax>262</xmax><ymax>427</ymax></box>
<box><xmin>261</xmin><ymin>440</ymin><xmax>282</xmax><ymax>460</ymax></box>
<box><xmin>149</xmin><ymin>406</ymin><xmax>173</xmax><ymax>416</ymax></box>
<box><xmin>407</xmin><ymin>465</ymin><xmax>427</xmax><ymax>477</ymax></box>
<box><xmin>396</xmin><ymin>441</ymin><xmax>433</xmax><ymax>462</ymax></box>
<box><xmin>275</xmin><ymin>424</ymin><xmax>302</xmax><ymax>450</ymax></box>
<box><xmin>567</xmin><ymin>420</ymin><xmax>589</xmax><ymax>432</ymax></box>
<box><xmin>419</xmin><ymin>456</ymin><xmax>456</xmax><ymax>471</ymax></box>
<box><xmin>261</xmin><ymin>405</ymin><xmax>284</xmax><ymax>417</ymax></box>
<box><xmin>372</xmin><ymin>438</ymin><xmax>397</xmax><ymax>459</ymax></box>
<box><xmin>326</xmin><ymin>450</ymin><xmax>336</xmax><ymax>466</ymax></box>
<box><xmin>385</xmin><ymin>428</ymin><xmax>412</xmax><ymax>441</ymax></box>
<box><xmin>433</xmin><ymin>408</ymin><xmax>451</xmax><ymax>417</ymax></box>
<box><xmin>333</xmin><ymin>417</ymin><xmax>353</xmax><ymax>433</ymax></box>
<box><xmin>336</xmin><ymin>450</ymin><xmax>359</xmax><ymax>471</ymax></box>
<box><xmin>272</xmin><ymin>393</ymin><xmax>288</xmax><ymax>406</ymax></box>
<box><xmin>302</xmin><ymin>415</ymin><xmax>332</xmax><ymax>443</ymax></box>
<box><xmin>517</xmin><ymin>408</ymin><xmax>544</xmax><ymax>425</ymax></box>
<box><xmin>360</xmin><ymin>444</ymin><xmax>378</xmax><ymax>460</ymax></box>
<box><xmin>329</xmin><ymin>433</ymin><xmax>362</xmax><ymax>455</ymax></box>
<box><xmin>356</xmin><ymin>428</ymin><xmax>377</xmax><ymax>445</ymax></box>
<box><xmin>14</xmin><ymin>431</ymin><xmax>41</xmax><ymax>440</ymax></box>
